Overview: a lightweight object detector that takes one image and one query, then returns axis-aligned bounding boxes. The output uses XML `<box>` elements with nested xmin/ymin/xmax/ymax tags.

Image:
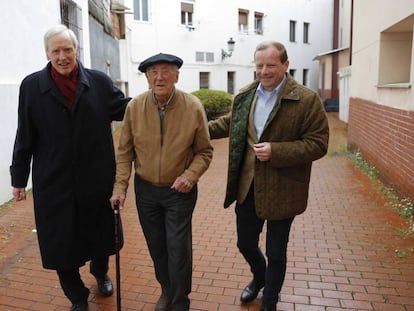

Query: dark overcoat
<box><xmin>10</xmin><ymin>61</ymin><xmax>129</xmax><ymax>269</ymax></box>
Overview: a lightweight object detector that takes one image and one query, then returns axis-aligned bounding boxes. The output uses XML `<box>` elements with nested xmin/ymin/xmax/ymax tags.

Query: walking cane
<box><xmin>114</xmin><ymin>200</ymin><xmax>122</xmax><ymax>311</ymax></box>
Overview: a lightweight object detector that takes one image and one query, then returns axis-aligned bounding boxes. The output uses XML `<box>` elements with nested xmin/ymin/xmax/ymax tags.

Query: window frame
<box><xmin>238</xmin><ymin>9</ymin><xmax>249</xmax><ymax>33</ymax></box>
<box><xmin>289</xmin><ymin>20</ymin><xmax>296</xmax><ymax>42</ymax></box>
<box><xmin>377</xmin><ymin>15</ymin><xmax>413</xmax><ymax>87</ymax></box>
<box><xmin>302</xmin><ymin>68</ymin><xmax>309</xmax><ymax>86</ymax></box>
<box><xmin>195</xmin><ymin>51</ymin><xmax>214</xmax><ymax>63</ymax></box>
<box><xmin>133</xmin><ymin>0</ymin><xmax>149</xmax><ymax>22</ymax></box>
<box><xmin>181</xmin><ymin>2</ymin><xmax>194</xmax><ymax>26</ymax></box>
<box><xmin>254</xmin><ymin>12</ymin><xmax>264</xmax><ymax>35</ymax></box>
<box><xmin>303</xmin><ymin>22</ymin><xmax>310</xmax><ymax>43</ymax></box>
<box><xmin>60</xmin><ymin>0</ymin><xmax>83</xmax><ymax>61</ymax></box>
<box><xmin>199</xmin><ymin>72</ymin><xmax>210</xmax><ymax>89</ymax></box>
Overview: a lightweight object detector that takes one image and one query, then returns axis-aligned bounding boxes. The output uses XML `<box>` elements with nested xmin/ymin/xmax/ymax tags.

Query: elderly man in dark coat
<box><xmin>10</xmin><ymin>24</ymin><xmax>130</xmax><ymax>311</ymax></box>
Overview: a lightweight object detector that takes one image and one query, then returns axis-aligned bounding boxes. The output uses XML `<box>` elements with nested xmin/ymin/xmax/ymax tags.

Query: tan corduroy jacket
<box><xmin>113</xmin><ymin>89</ymin><xmax>213</xmax><ymax>195</ymax></box>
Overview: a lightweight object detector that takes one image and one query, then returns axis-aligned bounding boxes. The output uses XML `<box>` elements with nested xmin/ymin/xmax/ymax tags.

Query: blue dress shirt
<box><xmin>253</xmin><ymin>77</ymin><xmax>286</xmax><ymax>139</ymax></box>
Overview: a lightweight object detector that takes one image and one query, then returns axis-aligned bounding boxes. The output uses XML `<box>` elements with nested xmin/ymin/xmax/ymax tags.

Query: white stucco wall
<box><xmin>0</xmin><ymin>1</ymin><xmax>59</xmax><ymax>203</ymax></box>
<box><xmin>0</xmin><ymin>0</ymin><xmax>91</xmax><ymax>204</ymax></box>
<box><xmin>351</xmin><ymin>0</ymin><xmax>414</xmax><ymax>111</ymax></box>
<box><xmin>122</xmin><ymin>0</ymin><xmax>334</xmax><ymax>98</ymax></box>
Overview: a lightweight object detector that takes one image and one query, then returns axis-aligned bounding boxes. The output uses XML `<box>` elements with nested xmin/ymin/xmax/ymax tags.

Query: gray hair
<box><xmin>254</xmin><ymin>41</ymin><xmax>288</xmax><ymax>64</ymax></box>
<box><xmin>44</xmin><ymin>24</ymin><xmax>78</xmax><ymax>53</ymax></box>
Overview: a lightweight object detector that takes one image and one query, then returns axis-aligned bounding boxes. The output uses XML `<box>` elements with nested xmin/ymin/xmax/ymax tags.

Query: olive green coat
<box><xmin>209</xmin><ymin>75</ymin><xmax>329</xmax><ymax>220</ymax></box>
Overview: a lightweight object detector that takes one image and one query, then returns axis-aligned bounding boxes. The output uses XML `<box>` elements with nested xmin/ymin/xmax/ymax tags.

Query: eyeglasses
<box><xmin>146</xmin><ymin>69</ymin><xmax>177</xmax><ymax>78</ymax></box>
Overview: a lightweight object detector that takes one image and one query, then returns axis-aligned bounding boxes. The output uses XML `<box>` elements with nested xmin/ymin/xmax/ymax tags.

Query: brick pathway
<box><xmin>1</xmin><ymin>113</ymin><xmax>413</xmax><ymax>311</ymax></box>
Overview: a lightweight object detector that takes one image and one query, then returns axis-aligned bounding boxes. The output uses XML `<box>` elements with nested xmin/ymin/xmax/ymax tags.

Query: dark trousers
<box><xmin>134</xmin><ymin>175</ymin><xmax>197</xmax><ymax>311</ymax></box>
<box><xmin>236</xmin><ymin>186</ymin><xmax>294</xmax><ymax>305</ymax></box>
<box><xmin>56</xmin><ymin>256</ymin><xmax>109</xmax><ymax>304</ymax></box>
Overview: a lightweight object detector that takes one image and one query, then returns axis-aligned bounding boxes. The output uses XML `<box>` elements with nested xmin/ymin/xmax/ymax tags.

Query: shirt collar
<box><xmin>257</xmin><ymin>74</ymin><xmax>287</xmax><ymax>96</ymax></box>
<box><xmin>152</xmin><ymin>87</ymin><xmax>176</xmax><ymax>110</ymax></box>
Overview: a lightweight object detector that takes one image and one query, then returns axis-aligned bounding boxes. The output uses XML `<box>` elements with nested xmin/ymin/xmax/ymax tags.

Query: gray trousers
<box><xmin>134</xmin><ymin>175</ymin><xmax>197</xmax><ymax>311</ymax></box>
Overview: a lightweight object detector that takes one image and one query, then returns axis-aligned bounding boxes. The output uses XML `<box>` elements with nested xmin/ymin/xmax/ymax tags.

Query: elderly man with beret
<box><xmin>110</xmin><ymin>53</ymin><xmax>213</xmax><ymax>311</ymax></box>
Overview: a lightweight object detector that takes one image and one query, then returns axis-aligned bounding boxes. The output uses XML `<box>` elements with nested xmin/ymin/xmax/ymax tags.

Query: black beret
<box><xmin>138</xmin><ymin>53</ymin><xmax>183</xmax><ymax>72</ymax></box>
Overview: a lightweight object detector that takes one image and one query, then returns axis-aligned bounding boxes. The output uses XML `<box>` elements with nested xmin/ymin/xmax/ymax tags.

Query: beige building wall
<box><xmin>348</xmin><ymin>0</ymin><xmax>414</xmax><ymax>200</ymax></box>
<box><xmin>338</xmin><ymin>49</ymin><xmax>349</xmax><ymax>68</ymax></box>
<box><xmin>351</xmin><ymin>0</ymin><xmax>414</xmax><ymax>111</ymax></box>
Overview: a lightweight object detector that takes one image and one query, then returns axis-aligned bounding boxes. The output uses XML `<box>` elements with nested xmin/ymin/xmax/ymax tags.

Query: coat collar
<box><xmin>39</xmin><ymin>60</ymin><xmax>90</xmax><ymax>94</ymax></box>
<box><xmin>279</xmin><ymin>74</ymin><xmax>301</xmax><ymax>101</ymax></box>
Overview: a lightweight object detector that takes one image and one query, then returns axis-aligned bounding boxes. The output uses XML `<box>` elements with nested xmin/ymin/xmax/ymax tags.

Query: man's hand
<box><xmin>253</xmin><ymin>142</ymin><xmax>271</xmax><ymax>162</ymax></box>
<box><xmin>171</xmin><ymin>176</ymin><xmax>194</xmax><ymax>193</ymax></box>
<box><xmin>110</xmin><ymin>194</ymin><xmax>126</xmax><ymax>210</ymax></box>
<box><xmin>13</xmin><ymin>187</ymin><xmax>26</xmax><ymax>201</ymax></box>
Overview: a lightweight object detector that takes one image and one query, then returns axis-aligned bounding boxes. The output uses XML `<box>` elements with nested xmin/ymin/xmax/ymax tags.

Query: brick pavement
<box><xmin>1</xmin><ymin>113</ymin><xmax>413</xmax><ymax>311</ymax></box>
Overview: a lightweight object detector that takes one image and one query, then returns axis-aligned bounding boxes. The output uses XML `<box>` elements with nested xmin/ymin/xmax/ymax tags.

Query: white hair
<box><xmin>43</xmin><ymin>24</ymin><xmax>79</xmax><ymax>53</ymax></box>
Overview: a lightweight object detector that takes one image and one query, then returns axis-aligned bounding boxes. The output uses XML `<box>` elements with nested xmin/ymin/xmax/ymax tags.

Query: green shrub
<box><xmin>192</xmin><ymin>89</ymin><xmax>233</xmax><ymax>120</ymax></box>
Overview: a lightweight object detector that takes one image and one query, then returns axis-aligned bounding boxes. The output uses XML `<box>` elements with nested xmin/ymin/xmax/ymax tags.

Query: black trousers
<box><xmin>134</xmin><ymin>175</ymin><xmax>197</xmax><ymax>311</ymax></box>
<box><xmin>235</xmin><ymin>186</ymin><xmax>294</xmax><ymax>305</ymax></box>
<box><xmin>56</xmin><ymin>256</ymin><xmax>109</xmax><ymax>304</ymax></box>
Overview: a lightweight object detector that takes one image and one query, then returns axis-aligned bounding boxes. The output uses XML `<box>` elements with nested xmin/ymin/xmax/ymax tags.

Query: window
<box><xmin>303</xmin><ymin>22</ymin><xmax>309</xmax><ymax>43</ymax></box>
<box><xmin>60</xmin><ymin>0</ymin><xmax>83</xmax><ymax>60</ymax></box>
<box><xmin>239</xmin><ymin>9</ymin><xmax>249</xmax><ymax>33</ymax></box>
<box><xmin>302</xmin><ymin>69</ymin><xmax>309</xmax><ymax>86</ymax></box>
<box><xmin>134</xmin><ymin>0</ymin><xmax>149</xmax><ymax>21</ymax></box>
<box><xmin>289</xmin><ymin>20</ymin><xmax>296</xmax><ymax>42</ymax></box>
<box><xmin>206</xmin><ymin>52</ymin><xmax>214</xmax><ymax>62</ymax></box>
<box><xmin>181</xmin><ymin>2</ymin><xmax>193</xmax><ymax>26</ymax></box>
<box><xmin>114</xmin><ymin>12</ymin><xmax>126</xmax><ymax>39</ymax></box>
<box><xmin>195</xmin><ymin>52</ymin><xmax>214</xmax><ymax>63</ymax></box>
<box><xmin>254</xmin><ymin>12</ymin><xmax>263</xmax><ymax>34</ymax></box>
<box><xmin>378</xmin><ymin>14</ymin><xmax>413</xmax><ymax>86</ymax></box>
<box><xmin>199</xmin><ymin>72</ymin><xmax>210</xmax><ymax>89</ymax></box>
<box><xmin>196</xmin><ymin>52</ymin><xmax>204</xmax><ymax>62</ymax></box>
<box><xmin>289</xmin><ymin>69</ymin><xmax>296</xmax><ymax>78</ymax></box>
<box><xmin>111</xmin><ymin>1</ymin><xmax>129</xmax><ymax>39</ymax></box>
<box><xmin>227</xmin><ymin>72</ymin><xmax>235</xmax><ymax>94</ymax></box>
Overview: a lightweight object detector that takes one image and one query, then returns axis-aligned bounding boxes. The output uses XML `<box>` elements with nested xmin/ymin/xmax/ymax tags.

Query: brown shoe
<box><xmin>155</xmin><ymin>294</ymin><xmax>172</xmax><ymax>311</ymax></box>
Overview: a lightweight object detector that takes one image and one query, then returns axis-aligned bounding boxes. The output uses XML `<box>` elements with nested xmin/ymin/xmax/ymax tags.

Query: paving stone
<box><xmin>1</xmin><ymin>113</ymin><xmax>413</xmax><ymax>311</ymax></box>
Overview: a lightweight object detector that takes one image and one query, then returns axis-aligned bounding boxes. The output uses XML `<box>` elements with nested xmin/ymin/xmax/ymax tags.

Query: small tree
<box><xmin>192</xmin><ymin>89</ymin><xmax>232</xmax><ymax>120</ymax></box>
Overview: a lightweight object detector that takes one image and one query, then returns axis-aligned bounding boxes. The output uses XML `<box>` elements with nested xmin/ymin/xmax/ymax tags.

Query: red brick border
<box><xmin>348</xmin><ymin>98</ymin><xmax>414</xmax><ymax>200</ymax></box>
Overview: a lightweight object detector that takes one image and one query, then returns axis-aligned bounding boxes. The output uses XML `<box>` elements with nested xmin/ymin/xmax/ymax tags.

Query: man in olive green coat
<box><xmin>209</xmin><ymin>41</ymin><xmax>329</xmax><ymax>311</ymax></box>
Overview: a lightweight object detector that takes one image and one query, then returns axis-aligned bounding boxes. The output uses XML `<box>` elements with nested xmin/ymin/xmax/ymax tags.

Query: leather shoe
<box><xmin>95</xmin><ymin>275</ymin><xmax>113</xmax><ymax>297</ymax></box>
<box><xmin>70</xmin><ymin>301</ymin><xmax>88</xmax><ymax>311</ymax></box>
<box><xmin>240</xmin><ymin>278</ymin><xmax>265</xmax><ymax>303</ymax></box>
<box><xmin>155</xmin><ymin>293</ymin><xmax>172</xmax><ymax>311</ymax></box>
<box><xmin>260</xmin><ymin>303</ymin><xmax>276</xmax><ymax>311</ymax></box>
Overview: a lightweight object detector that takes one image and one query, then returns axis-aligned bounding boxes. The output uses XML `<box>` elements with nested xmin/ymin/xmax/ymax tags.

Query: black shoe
<box><xmin>95</xmin><ymin>275</ymin><xmax>113</xmax><ymax>297</ymax></box>
<box><xmin>70</xmin><ymin>301</ymin><xmax>88</xmax><ymax>311</ymax></box>
<box><xmin>155</xmin><ymin>293</ymin><xmax>172</xmax><ymax>311</ymax></box>
<box><xmin>260</xmin><ymin>303</ymin><xmax>276</xmax><ymax>311</ymax></box>
<box><xmin>240</xmin><ymin>278</ymin><xmax>265</xmax><ymax>303</ymax></box>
